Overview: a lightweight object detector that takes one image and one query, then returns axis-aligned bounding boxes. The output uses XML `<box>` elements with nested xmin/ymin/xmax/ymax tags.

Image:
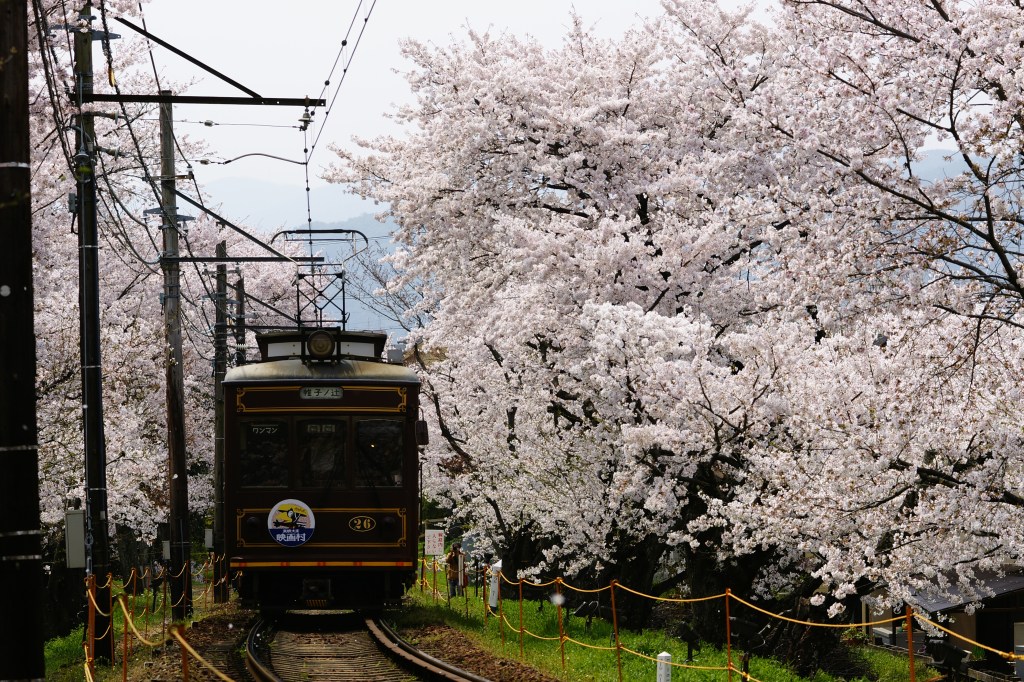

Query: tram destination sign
<box><xmin>234</xmin><ymin>385</ymin><xmax>409</xmax><ymax>414</ymax></box>
<box><xmin>300</xmin><ymin>386</ymin><xmax>343</xmax><ymax>400</ymax></box>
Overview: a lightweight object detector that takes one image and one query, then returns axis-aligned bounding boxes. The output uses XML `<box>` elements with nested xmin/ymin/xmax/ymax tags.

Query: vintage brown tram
<box><xmin>222</xmin><ymin>327</ymin><xmax>425</xmax><ymax>611</ymax></box>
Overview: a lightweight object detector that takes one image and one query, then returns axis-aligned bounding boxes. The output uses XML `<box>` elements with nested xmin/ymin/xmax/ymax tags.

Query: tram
<box><xmin>222</xmin><ymin>327</ymin><xmax>425</xmax><ymax>611</ymax></box>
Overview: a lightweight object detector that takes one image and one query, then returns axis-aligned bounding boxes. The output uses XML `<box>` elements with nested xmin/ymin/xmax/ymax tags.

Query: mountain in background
<box><xmin>201</xmin><ymin>177</ymin><xmax>381</xmax><ymax>229</ymax></box>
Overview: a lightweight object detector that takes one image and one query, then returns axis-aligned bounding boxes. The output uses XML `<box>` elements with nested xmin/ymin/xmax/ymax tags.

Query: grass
<box><xmin>398</xmin><ymin>576</ymin><xmax>938</xmax><ymax>682</ymax></box>
<box><xmin>43</xmin><ymin>626</ymin><xmax>87</xmax><ymax>682</ymax></box>
<box><xmin>44</xmin><ymin>576</ymin><xmax>221</xmax><ymax>681</ymax></box>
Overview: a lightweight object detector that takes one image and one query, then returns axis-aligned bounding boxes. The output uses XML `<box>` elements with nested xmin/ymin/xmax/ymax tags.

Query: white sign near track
<box><xmin>424</xmin><ymin>529</ymin><xmax>445</xmax><ymax>556</ymax></box>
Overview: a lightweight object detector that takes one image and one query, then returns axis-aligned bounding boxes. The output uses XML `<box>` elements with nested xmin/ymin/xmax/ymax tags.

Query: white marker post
<box><xmin>656</xmin><ymin>651</ymin><xmax>672</xmax><ymax>682</ymax></box>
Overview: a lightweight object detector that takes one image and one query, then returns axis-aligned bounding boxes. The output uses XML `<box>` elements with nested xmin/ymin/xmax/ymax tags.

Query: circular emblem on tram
<box><xmin>267</xmin><ymin>499</ymin><xmax>316</xmax><ymax>547</ymax></box>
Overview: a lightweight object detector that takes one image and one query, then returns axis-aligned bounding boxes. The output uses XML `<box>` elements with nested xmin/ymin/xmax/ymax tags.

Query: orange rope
<box><xmin>729</xmin><ymin>593</ymin><xmax>905</xmax><ymax>629</ymax></box>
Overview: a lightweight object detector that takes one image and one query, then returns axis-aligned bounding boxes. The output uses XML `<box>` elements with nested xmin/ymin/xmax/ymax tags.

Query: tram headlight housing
<box><xmin>306</xmin><ymin>330</ymin><xmax>336</xmax><ymax>360</ymax></box>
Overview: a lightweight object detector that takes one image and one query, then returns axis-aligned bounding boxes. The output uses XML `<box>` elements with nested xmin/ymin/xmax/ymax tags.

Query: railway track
<box><xmin>245</xmin><ymin>611</ymin><xmax>492</xmax><ymax>682</ymax></box>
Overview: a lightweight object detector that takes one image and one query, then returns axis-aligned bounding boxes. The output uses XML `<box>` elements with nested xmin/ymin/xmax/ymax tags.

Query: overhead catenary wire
<box><xmin>73</xmin><ymin>0</ymin><xmax>221</xmax><ymax>356</ymax></box>
<box><xmin>306</xmin><ymin>0</ymin><xmax>378</xmax><ymax>156</ymax></box>
<box><xmin>142</xmin><ymin>117</ymin><xmax>300</xmax><ymax>129</ymax></box>
<box><xmin>61</xmin><ymin>0</ymin><xmax>379</xmax><ymax>338</ymax></box>
<box><xmin>298</xmin><ymin>0</ymin><xmax>377</xmax><ymax>250</ymax></box>
<box><xmin>31</xmin><ymin>0</ymin><xmax>77</xmax><ymax>173</ymax></box>
<box><xmin>105</xmin><ymin>0</ymin><xmax>306</xmax><ymax>343</ymax></box>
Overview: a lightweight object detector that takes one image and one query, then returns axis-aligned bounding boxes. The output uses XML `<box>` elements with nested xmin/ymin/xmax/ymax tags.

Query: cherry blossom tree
<box><xmin>330</xmin><ymin>10</ymin><xmax>815</xmax><ymax>609</ymax></box>
<box><xmin>333</xmin><ymin>1</ymin><xmax>1024</xmax><ymax>643</ymax></box>
<box><xmin>710</xmin><ymin>0</ymin><xmax>1024</xmax><ymax>612</ymax></box>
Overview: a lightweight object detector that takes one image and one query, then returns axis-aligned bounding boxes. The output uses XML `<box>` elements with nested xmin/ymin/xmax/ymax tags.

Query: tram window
<box><xmin>239</xmin><ymin>420</ymin><xmax>289</xmax><ymax>487</ymax></box>
<box><xmin>298</xmin><ymin>419</ymin><xmax>346</xmax><ymax>487</ymax></box>
<box><xmin>355</xmin><ymin>419</ymin><xmax>404</xmax><ymax>487</ymax></box>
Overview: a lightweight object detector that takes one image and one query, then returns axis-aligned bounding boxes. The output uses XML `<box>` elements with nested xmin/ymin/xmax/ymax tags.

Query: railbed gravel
<box><xmin>118</xmin><ymin>601</ymin><xmax>558</xmax><ymax>682</ymax></box>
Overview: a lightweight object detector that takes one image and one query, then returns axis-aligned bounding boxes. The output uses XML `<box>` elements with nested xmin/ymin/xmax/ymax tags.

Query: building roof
<box><xmin>913</xmin><ymin>572</ymin><xmax>1024</xmax><ymax>613</ymax></box>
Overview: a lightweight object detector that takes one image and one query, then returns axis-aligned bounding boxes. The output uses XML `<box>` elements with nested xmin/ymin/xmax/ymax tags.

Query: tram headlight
<box><xmin>306</xmin><ymin>330</ymin><xmax>336</xmax><ymax>360</ymax></box>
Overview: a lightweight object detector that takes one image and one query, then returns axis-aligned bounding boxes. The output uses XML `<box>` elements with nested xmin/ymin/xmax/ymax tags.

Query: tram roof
<box><xmin>224</xmin><ymin>357</ymin><xmax>419</xmax><ymax>384</ymax></box>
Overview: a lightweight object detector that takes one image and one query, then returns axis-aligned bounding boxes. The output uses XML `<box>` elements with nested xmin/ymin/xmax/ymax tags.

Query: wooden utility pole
<box><xmin>159</xmin><ymin>91</ymin><xmax>192</xmax><ymax>619</ymax></box>
<box><xmin>74</xmin><ymin>0</ymin><xmax>114</xmax><ymax>662</ymax></box>
<box><xmin>212</xmin><ymin>242</ymin><xmax>227</xmax><ymax>601</ymax></box>
<box><xmin>0</xmin><ymin>0</ymin><xmax>46</xmax><ymax>676</ymax></box>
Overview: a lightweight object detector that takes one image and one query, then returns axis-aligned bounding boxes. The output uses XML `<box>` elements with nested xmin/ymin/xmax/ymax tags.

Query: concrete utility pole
<box><xmin>212</xmin><ymin>241</ymin><xmax>227</xmax><ymax>602</ymax></box>
<box><xmin>159</xmin><ymin>91</ymin><xmax>192</xmax><ymax>619</ymax></box>
<box><xmin>234</xmin><ymin>276</ymin><xmax>247</xmax><ymax>365</ymax></box>
<box><xmin>74</xmin><ymin>0</ymin><xmax>114</xmax><ymax>662</ymax></box>
<box><xmin>0</xmin><ymin>0</ymin><xmax>46</xmax><ymax>676</ymax></box>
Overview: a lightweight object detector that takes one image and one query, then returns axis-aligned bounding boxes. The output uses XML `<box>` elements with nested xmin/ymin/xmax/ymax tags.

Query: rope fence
<box><xmin>77</xmin><ymin>551</ymin><xmax>1024</xmax><ymax>681</ymax></box>
<box><xmin>81</xmin><ymin>552</ymin><xmax>237</xmax><ymax>681</ymax></box>
<box><xmin>418</xmin><ymin>558</ymin><xmax>1024</xmax><ymax>682</ymax></box>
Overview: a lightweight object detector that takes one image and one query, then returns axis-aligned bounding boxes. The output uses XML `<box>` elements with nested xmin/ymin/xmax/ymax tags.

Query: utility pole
<box><xmin>212</xmin><ymin>242</ymin><xmax>227</xmax><ymax>602</ymax></box>
<box><xmin>159</xmin><ymin>91</ymin><xmax>192</xmax><ymax>619</ymax></box>
<box><xmin>74</xmin><ymin>0</ymin><xmax>113</xmax><ymax>662</ymax></box>
<box><xmin>234</xmin><ymin>276</ymin><xmax>247</xmax><ymax>365</ymax></box>
<box><xmin>0</xmin><ymin>0</ymin><xmax>46</xmax><ymax>676</ymax></box>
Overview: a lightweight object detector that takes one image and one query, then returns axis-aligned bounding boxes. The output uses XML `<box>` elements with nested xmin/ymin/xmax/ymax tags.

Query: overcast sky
<box><xmin>132</xmin><ymin>1</ymin><xmax>762</xmax><ymax>331</ymax></box>
<box><xmin>139</xmin><ymin>0</ymin><xmax>673</xmax><ymax>191</ymax></box>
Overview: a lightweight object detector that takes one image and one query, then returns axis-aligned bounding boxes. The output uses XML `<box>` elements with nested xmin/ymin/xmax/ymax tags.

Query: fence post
<box><xmin>107</xmin><ymin>572</ymin><xmax>114</xmax><ymax>651</ymax></box>
<box><xmin>161</xmin><ymin>571</ymin><xmax>168</xmax><ymax>640</ymax></box>
<box><xmin>121</xmin><ymin>597</ymin><xmax>129</xmax><ymax>682</ymax></box>
<box><xmin>906</xmin><ymin>606</ymin><xmax>916</xmax><ymax>682</ymax></box>
<box><xmin>143</xmin><ymin>567</ymin><xmax>151</xmax><ymax>639</ymax></box>
<box><xmin>129</xmin><ymin>568</ymin><xmax>138</xmax><ymax>657</ymax></box>
<box><xmin>610</xmin><ymin>580</ymin><xmax>623</xmax><ymax>682</ymax></box>
<box><xmin>498</xmin><ymin>575</ymin><xmax>506</xmax><ymax>651</ymax></box>
<box><xmin>177</xmin><ymin>627</ymin><xmax>190</xmax><ymax>682</ymax></box>
<box><xmin>657</xmin><ymin>651</ymin><xmax>672</xmax><ymax>682</ymax></box>
<box><xmin>86</xmin><ymin>574</ymin><xmax>96</xmax><ymax>680</ymax></box>
<box><xmin>555</xmin><ymin>578</ymin><xmax>566</xmax><ymax>671</ymax></box>
<box><xmin>725</xmin><ymin>588</ymin><xmax>733</xmax><ymax>682</ymax></box>
<box><xmin>432</xmin><ymin>558</ymin><xmax>438</xmax><ymax>604</ymax></box>
<box><xmin>518</xmin><ymin>579</ymin><xmax>525</xmax><ymax>659</ymax></box>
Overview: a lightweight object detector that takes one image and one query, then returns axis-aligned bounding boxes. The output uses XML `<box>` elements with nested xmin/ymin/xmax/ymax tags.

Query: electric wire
<box><xmin>95</xmin><ymin>188</ymin><xmax>159</xmax><ymax>272</ymax></box>
<box><xmin>135</xmin><ymin>2</ymin><xmax>224</xmax><ymax>335</ymax></box>
<box><xmin>98</xmin><ymin>0</ymin><xmax>224</xmax><ymax>349</ymax></box>
<box><xmin>51</xmin><ymin>0</ymin><xmax>214</xmax><ymax>360</ymax></box>
<box><xmin>307</xmin><ymin>0</ymin><xmax>377</xmax><ymax>155</ymax></box>
<box><xmin>95</xmin><ymin>145</ymin><xmax>164</xmax><ymax>259</ymax></box>
<box><xmin>55</xmin><ymin>0</ymin><xmax>77</xmax><ymax>74</ymax></box>
<box><xmin>31</xmin><ymin>0</ymin><xmax>76</xmax><ymax>172</ymax></box>
<box><xmin>143</xmin><ymin>118</ymin><xmax>300</xmax><ymax>129</ymax></box>
<box><xmin>133</xmin><ymin>1</ymin><xmax>306</xmax><ymax>334</ymax></box>
<box><xmin>91</xmin><ymin>7</ymin><xmax>167</xmax><ymax>248</ymax></box>
<box><xmin>299</xmin><ymin>0</ymin><xmax>377</xmax><ymax>254</ymax></box>
<box><xmin>53</xmin><ymin>0</ymin><xmax>370</xmax><ymax>344</ymax></box>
